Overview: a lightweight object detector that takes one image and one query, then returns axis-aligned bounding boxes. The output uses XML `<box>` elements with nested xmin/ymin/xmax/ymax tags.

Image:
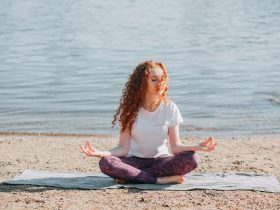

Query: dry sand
<box><xmin>0</xmin><ymin>133</ymin><xmax>279</xmax><ymax>210</ymax></box>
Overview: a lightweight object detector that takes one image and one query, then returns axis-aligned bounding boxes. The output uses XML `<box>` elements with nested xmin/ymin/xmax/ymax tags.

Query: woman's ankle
<box><xmin>156</xmin><ymin>175</ymin><xmax>185</xmax><ymax>184</ymax></box>
<box><xmin>115</xmin><ymin>179</ymin><xmax>128</xmax><ymax>184</ymax></box>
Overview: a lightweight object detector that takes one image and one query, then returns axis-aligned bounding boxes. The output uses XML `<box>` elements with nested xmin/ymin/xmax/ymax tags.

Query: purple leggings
<box><xmin>99</xmin><ymin>151</ymin><xmax>200</xmax><ymax>184</ymax></box>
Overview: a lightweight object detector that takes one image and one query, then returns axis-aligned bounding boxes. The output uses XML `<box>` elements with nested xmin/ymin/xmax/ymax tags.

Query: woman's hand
<box><xmin>79</xmin><ymin>141</ymin><xmax>110</xmax><ymax>158</ymax></box>
<box><xmin>196</xmin><ymin>136</ymin><xmax>217</xmax><ymax>152</ymax></box>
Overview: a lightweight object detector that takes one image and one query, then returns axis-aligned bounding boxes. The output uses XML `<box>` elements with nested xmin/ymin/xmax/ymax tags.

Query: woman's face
<box><xmin>146</xmin><ymin>66</ymin><xmax>164</xmax><ymax>96</ymax></box>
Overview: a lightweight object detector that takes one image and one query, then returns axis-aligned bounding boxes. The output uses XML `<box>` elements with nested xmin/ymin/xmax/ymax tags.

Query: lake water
<box><xmin>0</xmin><ymin>0</ymin><xmax>279</xmax><ymax>137</ymax></box>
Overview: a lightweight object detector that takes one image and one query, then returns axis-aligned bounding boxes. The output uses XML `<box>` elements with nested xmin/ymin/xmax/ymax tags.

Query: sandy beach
<box><xmin>0</xmin><ymin>133</ymin><xmax>279</xmax><ymax>210</ymax></box>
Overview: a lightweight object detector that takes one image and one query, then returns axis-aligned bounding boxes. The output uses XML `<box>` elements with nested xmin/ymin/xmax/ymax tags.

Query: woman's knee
<box><xmin>179</xmin><ymin>151</ymin><xmax>200</xmax><ymax>169</ymax></box>
<box><xmin>99</xmin><ymin>156</ymin><xmax>116</xmax><ymax>173</ymax></box>
<box><xmin>191</xmin><ymin>152</ymin><xmax>200</xmax><ymax>169</ymax></box>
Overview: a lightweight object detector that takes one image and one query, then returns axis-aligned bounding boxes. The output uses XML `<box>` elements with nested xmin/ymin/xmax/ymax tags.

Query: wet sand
<box><xmin>0</xmin><ymin>133</ymin><xmax>279</xmax><ymax>210</ymax></box>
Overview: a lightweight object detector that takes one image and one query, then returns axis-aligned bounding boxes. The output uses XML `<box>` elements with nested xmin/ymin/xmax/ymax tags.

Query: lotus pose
<box><xmin>80</xmin><ymin>61</ymin><xmax>217</xmax><ymax>184</ymax></box>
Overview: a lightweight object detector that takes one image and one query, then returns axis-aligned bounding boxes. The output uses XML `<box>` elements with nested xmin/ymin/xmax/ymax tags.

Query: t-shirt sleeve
<box><xmin>168</xmin><ymin>103</ymin><xmax>183</xmax><ymax>127</ymax></box>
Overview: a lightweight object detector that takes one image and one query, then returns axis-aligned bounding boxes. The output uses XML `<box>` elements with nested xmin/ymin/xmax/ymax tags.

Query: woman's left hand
<box><xmin>197</xmin><ymin>136</ymin><xmax>217</xmax><ymax>152</ymax></box>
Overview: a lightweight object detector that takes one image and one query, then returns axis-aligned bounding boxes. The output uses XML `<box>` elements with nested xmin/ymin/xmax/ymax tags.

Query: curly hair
<box><xmin>111</xmin><ymin>61</ymin><xmax>170</xmax><ymax>134</ymax></box>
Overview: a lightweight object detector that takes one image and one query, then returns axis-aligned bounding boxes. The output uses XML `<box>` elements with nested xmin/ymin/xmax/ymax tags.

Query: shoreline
<box><xmin>1</xmin><ymin>131</ymin><xmax>280</xmax><ymax>140</ymax></box>
<box><xmin>0</xmin><ymin>131</ymin><xmax>113</xmax><ymax>138</ymax></box>
<box><xmin>0</xmin><ymin>134</ymin><xmax>279</xmax><ymax>209</ymax></box>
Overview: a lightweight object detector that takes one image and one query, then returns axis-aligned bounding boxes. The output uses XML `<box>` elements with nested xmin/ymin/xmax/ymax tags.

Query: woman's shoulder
<box><xmin>161</xmin><ymin>99</ymin><xmax>178</xmax><ymax>110</ymax></box>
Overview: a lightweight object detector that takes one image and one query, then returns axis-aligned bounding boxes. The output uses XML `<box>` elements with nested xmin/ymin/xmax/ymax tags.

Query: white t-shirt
<box><xmin>127</xmin><ymin>101</ymin><xmax>183</xmax><ymax>158</ymax></box>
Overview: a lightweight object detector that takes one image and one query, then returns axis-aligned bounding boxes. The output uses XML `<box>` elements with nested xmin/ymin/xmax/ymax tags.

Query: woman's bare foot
<box><xmin>115</xmin><ymin>179</ymin><xmax>128</xmax><ymax>184</ymax></box>
<box><xmin>156</xmin><ymin>175</ymin><xmax>185</xmax><ymax>184</ymax></box>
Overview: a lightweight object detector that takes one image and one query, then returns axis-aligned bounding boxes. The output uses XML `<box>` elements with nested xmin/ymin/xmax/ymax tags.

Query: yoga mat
<box><xmin>3</xmin><ymin>169</ymin><xmax>280</xmax><ymax>192</ymax></box>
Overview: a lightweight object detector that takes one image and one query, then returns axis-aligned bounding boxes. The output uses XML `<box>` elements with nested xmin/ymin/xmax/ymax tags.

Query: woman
<box><xmin>80</xmin><ymin>61</ymin><xmax>217</xmax><ymax>184</ymax></box>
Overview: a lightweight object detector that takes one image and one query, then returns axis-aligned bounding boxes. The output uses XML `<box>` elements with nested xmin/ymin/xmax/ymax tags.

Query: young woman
<box><xmin>80</xmin><ymin>61</ymin><xmax>217</xmax><ymax>184</ymax></box>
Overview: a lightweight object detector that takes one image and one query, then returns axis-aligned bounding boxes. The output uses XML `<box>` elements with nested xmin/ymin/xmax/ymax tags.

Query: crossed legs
<box><xmin>99</xmin><ymin>151</ymin><xmax>200</xmax><ymax>184</ymax></box>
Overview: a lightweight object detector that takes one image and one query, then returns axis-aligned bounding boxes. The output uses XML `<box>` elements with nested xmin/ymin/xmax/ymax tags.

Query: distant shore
<box><xmin>1</xmin><ymin>131</ymin><xmax>280</xmax><ymax>139</ymax></box>
<box><xmin>0</xmin><ymin>131</ymin><xmax>112</xmax><ymax>138</ymax></box>
<box><xmin>0</xmin><ymin>133</ymin><xmax>279</xmax><ymax>209</ymax></box>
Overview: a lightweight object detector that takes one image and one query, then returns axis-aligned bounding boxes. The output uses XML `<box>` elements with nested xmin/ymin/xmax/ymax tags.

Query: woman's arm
<box><xmin>107</xmin><ymin>130</ymin><xmax>131</xmax><ymax>157</ymax></box>
<box><xmin>168</xmin><ymin>125</ymin><xmax>217</xmax><ymax>155</ymax></box>
<box><xmin>80</xmin><ymin>130</ymin><xmax>131</xmax><ymax>158</ymax></box>
<box><xmin>168</xmin><ymin>125</ymin><xmax>198</xmax><ymax>155</ymax></box>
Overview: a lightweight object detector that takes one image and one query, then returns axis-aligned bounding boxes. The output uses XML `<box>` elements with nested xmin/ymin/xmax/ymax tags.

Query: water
<box><xmin>0</xmin><ymin>0</ymin><xmax>280</xmax><ymax>137</ymax></box>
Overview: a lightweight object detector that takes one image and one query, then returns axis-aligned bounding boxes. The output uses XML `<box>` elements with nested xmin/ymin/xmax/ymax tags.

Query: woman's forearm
<box><xmin>102</xmin><ymin>145</ymin><xmax>128</xmax><ymax>157</ymax></box>
<box><xmin>172</xmin><ymin>144</ymin><xmax>199</xmax><ymax>155</ymax></box>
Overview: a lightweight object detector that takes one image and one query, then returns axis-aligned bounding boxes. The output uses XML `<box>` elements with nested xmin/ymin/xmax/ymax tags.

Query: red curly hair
<box><xmin>112</xmin><ymin>61</ymin><xmax>170</xmax><ymax>134</ymax></box>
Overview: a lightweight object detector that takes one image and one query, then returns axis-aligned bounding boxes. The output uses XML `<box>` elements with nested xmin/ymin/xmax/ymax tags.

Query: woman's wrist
<box><xmin>99</xmin><ymin>150</ymin><xmax>112</xmax><ymax>157</ymax></box>
<box><xmin>193</xmin><ymin>144</ymin><xmax>202</xmax><ymax>151</ymax></box>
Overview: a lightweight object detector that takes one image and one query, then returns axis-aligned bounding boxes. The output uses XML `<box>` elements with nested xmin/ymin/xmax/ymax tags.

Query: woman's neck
<box><xmin>142</xmin><ymin>95</ymin><xmax>161</xmax><ymax>112</ymax></box>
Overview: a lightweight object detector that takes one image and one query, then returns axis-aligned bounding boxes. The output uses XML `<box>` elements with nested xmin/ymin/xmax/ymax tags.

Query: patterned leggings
<box><xmin>99</xmin><ymin>151</ymin><xmax>200</xmax><ymax>184</ymax></box>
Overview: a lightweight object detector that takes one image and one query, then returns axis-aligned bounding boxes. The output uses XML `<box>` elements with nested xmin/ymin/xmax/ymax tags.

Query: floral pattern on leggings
<box><xmin>99</xmin><ymin>151</ymin><xmax>200</xmax><ymax>184</ymax></box>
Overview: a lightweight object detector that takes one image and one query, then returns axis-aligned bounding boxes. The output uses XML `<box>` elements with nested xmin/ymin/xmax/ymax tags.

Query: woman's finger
<box><xmin>80</xmin><ymin>145</ymin><xmax>102</xmax><ymax>157</ymax></box>
<box><xmin>84</xmin><ymin>142</ymin><xmax>88</xmax><ymax>151</ymax></box>
<box><xmin>206</xmin><ymin>147</ymin><xmax>215</xmax><ymax>152</ymax></box>
<box><xmin>80</xmin><ymin>145</ymin><xmax>91</xmax><ymax>156</ymax></box>
<box><xmin>207</xmin><ymin>142</ymin><xmax>217</xmax><ymax>149</ymax></box>
<box><xmin>206</xmin><ymin>136</ymin><xmax>215</xmax><ymax>147</ymax></box>
<box><xmin>88</xmin><ymin>141</ymin><xmax>95</xmax><ymax>152</ymax></box>
<box><xmin>80</xmin><ymin>145</ymin><xmax>85</xmax><ymax>152</ymax></box>
<box><xmin>206</xmin><ymin>143</ymin><xmax>217</xmax><ymax>151</ymax></box>
<box><xmin>201</xmin><ymin>136</ymin><xmax>213</xmax><ymax>147</ymax></box>
<box><xmin>200</xmin><ymin>138</ymin><xmax>209</xmax><ymax>147</ymax></box>
<box><xmin>204</xmin><ymin>146</ymin><xmax>214</xmax><ymax>152</ymax></box>
<box><xmin>209</xmin><ymin>136</ymin><xmax>214</xmax><ymax>144</ymax></box>
<box><xmin>86</xmin><ymin>141</ymin><xmax>91</xmax><ymax>151</ymax></box>
<box><xmin>80</xmin><ymin>145</ymin><xmax>88</xmax><ymax>155</ymax></box>
<box><xmin>200</xmin><ymin>142</ymin><xmax>217</xmax><ymax>151</ymax></box>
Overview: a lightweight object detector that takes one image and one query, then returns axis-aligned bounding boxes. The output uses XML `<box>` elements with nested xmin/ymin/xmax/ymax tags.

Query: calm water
<box><xmin>0</xmin><ymin>0</ymin><xmax>280</xmax><ymax>137</ymax></box>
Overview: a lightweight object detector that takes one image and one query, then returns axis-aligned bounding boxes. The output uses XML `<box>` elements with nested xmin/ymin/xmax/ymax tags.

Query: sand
<box><xmin>0</xmin><ymin>133</ymin><xmax>279</xmax><ymax>210</ymax></box>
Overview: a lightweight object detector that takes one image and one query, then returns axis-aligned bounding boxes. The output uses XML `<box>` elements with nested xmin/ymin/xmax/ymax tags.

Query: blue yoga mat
<box><xmin>3</xmin><ymin>169</ymin><xmax>280</xmax><ymax>192</ymax></box>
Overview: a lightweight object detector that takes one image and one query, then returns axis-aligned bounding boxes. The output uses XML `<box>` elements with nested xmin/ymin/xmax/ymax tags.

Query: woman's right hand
<box><xmin>79</xmin><ymin>141</ymin><xmax>110</xmax><ymax>158</ymax></box>
<box><xmin>197</xmin><ymin>136</ymin><xmax>217</xmax><ymax>152</ymax></box>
